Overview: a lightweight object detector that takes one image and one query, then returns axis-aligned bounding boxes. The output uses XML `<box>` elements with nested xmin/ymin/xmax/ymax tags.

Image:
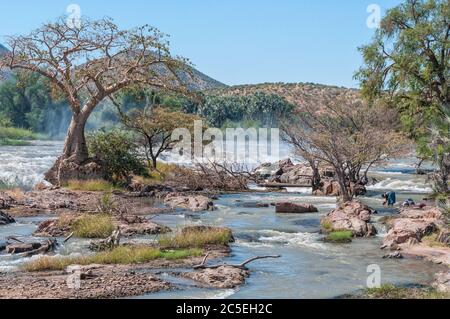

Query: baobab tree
<box><xmin>0</xmin><ymin>17</ymin><xmax>192</xmax><ymax>185</ymax></box>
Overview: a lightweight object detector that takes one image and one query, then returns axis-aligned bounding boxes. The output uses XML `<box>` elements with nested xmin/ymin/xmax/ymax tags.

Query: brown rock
<box><xmin>381</xmin><ymin>218</ymin><xmax>437</xmax><ymax>250</ymax></box>
<box><xmin>164</xmin><ymin>194</ymin><xmax>214</xmax><ymax>212</ymax></box>
<box><xmin>321</xmin><ymin>201</ymin><xmax>377</xmax><ymax>237</ymax></box>
<box><xmin>182</xmin><ymin>266</ymin><xmax>249</xmax><ymax>289</ymax></box>
<box><xmin>275</xmin><ymin>202</ymin><xmax>319</xmax><ymax>214</ymax></box>
<box><xmin>0</xmin><ymin>211</ymin><xmax>15</xmax><ymax>225</ymax></box>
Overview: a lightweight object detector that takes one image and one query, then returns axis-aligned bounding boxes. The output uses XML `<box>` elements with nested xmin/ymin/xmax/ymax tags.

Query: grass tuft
<box><xmin>325</xmin><ymin>230</ymin><xmax>353</xmax><ymax>243</ymax></box>
<box><xmin>71</xmin><ymin>214</ymin><xmax>115</xmax><ymax>239</ymax></box>
<box><xmin>159</xmin><ymin>227</ymin><xmax>233</xmax><ymax>249</ymax></box>
<box><xmin>364</xmin><ymin>284</ymin><xmax>449</xmax><ymax>299</ymax></box>
<box><xmin>22</xmin><ymin>246</ymin><xmax>203</xmax><ymax>272</ymax></box>
<box><xmin>65</xmin><ymin>179</ymin><xmax>120</xmax><ymax>192</ymax></box>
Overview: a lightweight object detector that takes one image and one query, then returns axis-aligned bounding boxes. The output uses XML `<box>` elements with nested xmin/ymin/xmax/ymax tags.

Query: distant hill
<box><xmin>0</xmin><ymin>42</ymin><xmax>226</xmax><ymax>90</ymax></box>
<box><xmin>0</xmin><ymin>43</ymin><xmax>8</xmax><ymax>55</ymax></box>
<box><xmin>209</xmin><ymin>82</ymin><xmax>360</xmax><ymax>109</ymax></box>
<box><xmin>0</xmin><ymin>44</ymin><xmax>11</xmax><ymax>82</ymax></box>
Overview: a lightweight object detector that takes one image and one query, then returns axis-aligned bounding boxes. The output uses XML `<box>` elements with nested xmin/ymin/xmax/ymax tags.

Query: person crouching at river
<box><xmin>382</xmin><ymin>192</ymin><xmax>397</xmax><ymax>207</ymax></box>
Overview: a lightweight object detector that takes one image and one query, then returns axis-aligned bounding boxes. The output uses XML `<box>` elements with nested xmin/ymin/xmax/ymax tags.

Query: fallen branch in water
<box><xmin>12</xmin><ymin>239</ymin><xmax>58</xmax><ymax>258</ymax></box>
<box><xmin>194</xmin><ymin>254</ymin><xmax>281</xmax><ymax>270</ymax></box>
<box><xmin>6</xmin><ymin>236</ymin><xmax>25</xmax><ymax>244</ymax></box>
<box><xmin>63</xmin><ymin>232</ymin><xmax>74</xmax><ymax>243</ymax></box>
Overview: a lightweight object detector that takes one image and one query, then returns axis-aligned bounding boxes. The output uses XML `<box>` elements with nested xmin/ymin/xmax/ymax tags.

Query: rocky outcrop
<box><xmin>321</xmin><ymin>201</ymin><xmax>377</xmax><ymax>237</ymax></box>
<box><xmin>164</xmin><ymin>194</ymin><xmax>215</xmax><ymax>212</ymax></box>
<box><xmin>44</xmin><ymin>158</ymin><xmax>106</xmax><ymax>186</ymax></box>
<box><xmin>34</xmin><ymin>217</ymin><xmax>74</xmax><ymax>237</ymax></box>
<box><xmin>432</xmin><ymin>272</ymin><xmax>450</xmax><ymax>293</ymax></box>
<box><xmin>313</xmin><ymin>179</ymin><xmax>366</xmax><ymax>197</ymax></box>
<box><xmin>0</xmin><ymin>192</ymin><xmax>15</xmax><ymax>210</ymax></box>
<box><xmin>181</xmin><ymin>266</ymin><xmax>249</xmax><ymax>289</ymax></box>
<box><xmin>381</xmin><ymin>207</ymin><xmax>444</xmax><ymax>250</ymax></box>
<box><xmin>117</xmin><ymin>215</ymin><xmax>171</xmax><ymax>236</ymax></box>
<box><xmin>275</xmin><ymin>202</ymin><xmax>318</xmax><ymax>214</ymax></box>
<box><xmin>313</xmin><ymin>179</ymin><xmax>341</xmax><ymax>196</ymax></box>
<box><xmin>0</xmin><ymin>211</ymin><xmax>15</xmax><ymax>225</ymax></box>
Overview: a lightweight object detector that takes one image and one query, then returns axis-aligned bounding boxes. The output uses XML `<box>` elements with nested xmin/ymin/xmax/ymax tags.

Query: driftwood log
<box><xmin>89</xmin><ymin>228</ymin><xmax>121</xmax><ymax>251</ymax></box>
<box><xmin>6</xmin><ymin>239</ymin><xmax>58</xmax><ymax>257</ymax></box>
<box><xmin>194</xmin><ymin>253</ymin><xmax>281</xmax><ymax>270</ymax></box>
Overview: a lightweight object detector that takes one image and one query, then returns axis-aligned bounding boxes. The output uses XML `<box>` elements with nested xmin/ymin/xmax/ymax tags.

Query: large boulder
<box><xmin>321</xmin><ymin>201</ymin><xmax>377</xmax><ymax>237</ymax></box>
<box><xmin>275</xmin><ymin>202</ymin><xmax>318</xmax><ymax>214</ymax></box>
<box><xmin>0</xmin><ymin>211</ymin><xmax>15</xmax><ymax>225</ymax></box>
<box><xmin>381</xmin><ymin>207</ymin><xmax>443</xmax><ymax>250</ymax></box>
<box><xmin>253</xmin><ymin>159</ymin><xmax>294</xmax><ymax>179</ymax></box>
<box><xmin>278</xmin><ymin>164</ymin><xmax>314</xmax><ymax>185</ymax></box>
<box><xmin>313</xmin><ymin>179</ymin><xmax>366</xmax><ymax>197</ymax></box>
<box><xmin>45</xmin><ymin>158</ymin><xmax>106</xmax><ymax>186</ymax></box>
<box><xmin>164</xmin><ymin>194</ymin><xmax>215</xmax><ymax>212</ymax></box>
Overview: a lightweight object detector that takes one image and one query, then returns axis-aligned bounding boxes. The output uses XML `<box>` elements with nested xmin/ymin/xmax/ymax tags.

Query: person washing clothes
<box><xmin>382</xmin><ymin>191</ymin><xmax>397</xmax><ymax>207</ymax></box>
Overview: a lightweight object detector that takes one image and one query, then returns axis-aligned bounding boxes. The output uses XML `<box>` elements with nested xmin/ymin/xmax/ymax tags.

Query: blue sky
<box><xmin>0</xmin><ymin>0</ymin><xmax>402</xmax><ymax>88</ymax></box>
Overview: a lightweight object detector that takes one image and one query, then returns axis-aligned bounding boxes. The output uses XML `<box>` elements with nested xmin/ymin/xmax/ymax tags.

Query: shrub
<box><xmin>22</xmin><ymin>246</ymin><xmax>203</xmax><ymax>272</ymax></box>
<box><xmin>325</xmin><ymin>231</ymin><xmax>353</xmax><ymax>243</ymax></box>
<box><xmin>159</xmin><ymin>227</ymin><xmax>233</xmax><ymax>249</ymax></box>
<box><xmin>71</xmin><ymin>214</ymin><xmax>115</xmax><ymax>239</ymax></box>
<box><xmin>87</xmin><ymin>129</ymin><xmax>146</xmax><ymax>185</ymax></box>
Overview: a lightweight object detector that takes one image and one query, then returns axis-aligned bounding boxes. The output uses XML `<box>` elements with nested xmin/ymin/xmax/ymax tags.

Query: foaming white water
<box><xmin>0</xmin><ymin>141</ymin><xmax>63</xmax><ymax>189</ymax></box>
<box><xmin>258</xmin><ymin>230</ymin><xmax>325</xmax><ymax>249</ymax></box>
<box><xmin>367</xmin><ymin>177</ymin><xmax>432</xmax><ymax>193</ymax></box>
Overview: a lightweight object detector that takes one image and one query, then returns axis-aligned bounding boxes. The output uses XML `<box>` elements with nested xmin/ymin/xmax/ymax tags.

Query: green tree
<box><xmin>356</xmin><ymin>0</ymin><xmax>449</xmax><ymax>193</ymax></box>
<box><xmin>119</xmin><ymin>106</ymin><xmax>203</xmax><ymax>170</ymax></box>
<box><xmin>87</xmin><ymin>129</ymin><xmax>146</xmax><ymax>185</ymax></box>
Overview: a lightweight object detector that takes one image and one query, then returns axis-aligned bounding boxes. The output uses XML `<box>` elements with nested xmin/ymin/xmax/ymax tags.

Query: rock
<box><xmin>381</xmin><ymin>207</ymin><xmax>443</xmax><ymax>250</ymax></box>
<box><xmin>253</xmin><ymin>159</ymin><xmax>294</xmax><ymax>179</ymax></box>
<box><xmin>239</xmin><ymin>202</ymin><xmax>270</xmax><ymax>208</ymax></box>
<box><xmin>321</xmin><ymin>201</ymin><xmax>377</xmax><ymax>237</ymax></box>
<box><xmin>313</xmin><ymin>179</ymin><xmax>341</xmax><ymax>196</ymax></box>
<box><xmin>34</xmin><ymin>218</ymin><xmax>73</xmax><ymax>237</ymax></box>
<box><xmin>0</xmin><ymin>211</ymin><xmax>15</xmax><ymax>225</ymax></box>
<box><xmin>0</xmin><ymin>192</ymin><xmax>15</xmax><ymax>210</ymax></box>
<box><xmin>45</xmin><ymin>158</ymin><xmax>106</xmax><ymax>186</ymax></box>
<box><xmin>182</xmin><ymin>266</ymin><xmax>249</xmax><ymax>289</ymax></box>
<box><xmin>118</xmin><ymin>217</ymin><xmax>171</xmax><ymax>237</ymax></box>
<box><xmin>432</xmin><ymin>272</ymin><xmax>450</xmax><ymax>293</ymax></box>
<box><xmin>279</xmin><ymin>164</ymin><xmax>313</xmax><ymax>185</ymax></box>
<box><xmin>275</xmin><ymin>202</ymin><xmax>318</xmax><ymax>214</ymax></box>
<box><xmin>383</xmin><ymin>251</ymin><xmax>403</xmax><ymax>259</ymax></box>
<box><xmin>164</xmin><ymin>194</ymin><xmax>214</xmax><ymax>212</ymax></box>
<box><xmin>313</xmin><ymin>179</ymin><xmax>366</xmax><ymax>197</ymax></box>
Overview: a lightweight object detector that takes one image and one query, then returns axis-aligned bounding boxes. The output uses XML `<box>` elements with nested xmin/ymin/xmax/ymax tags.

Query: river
<box><xmin>0</xmin><ymin>141</ymin><xmax>442</xmax><ymax>299</ymax></box>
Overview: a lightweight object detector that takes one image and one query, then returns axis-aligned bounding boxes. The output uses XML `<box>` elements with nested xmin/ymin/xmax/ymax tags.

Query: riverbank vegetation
<box><xmin>71</xmin><ymin>214</ymin><xmax>115</xmax><ymax>239</ymax></box>
<box><xmin>22</xmin><ymin>246</ymin><xmax>203</xmax><ymax>272</ymax></box>
<box><xmin>159</xmin><ymin>227</ymin><xmax>233</xmax><ymax>249</ymax></box>
<box><xmin>362</xmin><ymin>284</ymin><xmax>449</xmax><ymax>299</ymax></box>
<box><xmin>357</xmin><ymin>0</ymin><xmax>449</xmax><ymax>202</ymax></box>
<box><xmin>65</xmin><ymin>179</ymin><xmax>120</xmax><ymax>192</ymax></box>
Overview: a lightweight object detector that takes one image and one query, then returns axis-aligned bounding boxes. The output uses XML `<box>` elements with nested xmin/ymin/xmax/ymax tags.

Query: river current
<box><xmin>0</xmin><ymin>141</ymin><xmax>442</xmax><ymax>299</ymax></box>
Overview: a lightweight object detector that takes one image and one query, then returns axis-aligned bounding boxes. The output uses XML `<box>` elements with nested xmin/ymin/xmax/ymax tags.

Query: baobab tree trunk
<box><xmin>44</xmin><ymin>112</ymin><xmax>105</xmax><ymax>186</ymax></box>
<box><xmin>63</xmin><ymin>114</ymin><xmax>90</xmax><ymax>163</ymax></box>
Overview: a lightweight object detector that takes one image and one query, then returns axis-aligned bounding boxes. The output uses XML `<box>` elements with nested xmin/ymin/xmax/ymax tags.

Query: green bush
<box><xmin>87</xmin><ymin>129</ymin><xmax>146</xmax><ymax>185</ymax></box>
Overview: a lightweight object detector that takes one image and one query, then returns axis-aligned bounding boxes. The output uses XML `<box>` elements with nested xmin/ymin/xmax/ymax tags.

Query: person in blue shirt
<box><xmin>382</xmin><ymin>192</ymin><xmax>397</xmax><ymax>207</ymax></box>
